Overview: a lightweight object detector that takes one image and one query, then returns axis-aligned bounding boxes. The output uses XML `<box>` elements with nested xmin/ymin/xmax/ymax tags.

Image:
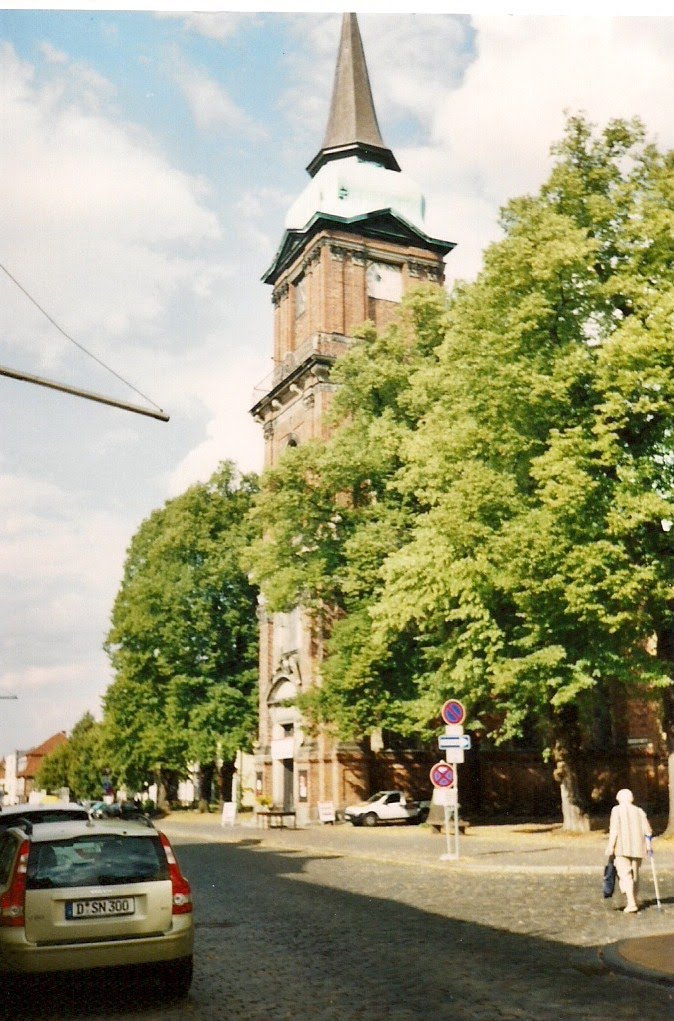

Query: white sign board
<box><xmin>221</xmin><ymin>802</ymin><xmax>237</xmax><ymax>827</ymax></box>
<box><xmin>439</xmin><ymin>735</ymin><xmax>471</xmax><ymax>750</ymax></box>
<box><xmin>317</xmin><ymin>801</ymin><xmax>336</xmax><ymax>824</ymax></box>
<box><xmin>443</xmin><ymin>749</ymin><xmax>465</xmax><ymax>764</ymax></box>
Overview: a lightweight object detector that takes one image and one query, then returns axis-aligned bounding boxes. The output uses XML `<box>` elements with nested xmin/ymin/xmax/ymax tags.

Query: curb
<box><xmin>600</xmin><ymin>938</ymin><xmax>674</xmax><ymax>986</ymax></box>
<box><xmin>161</xmin><ymin>821</ymin><xmax>673</xmax><ymax>876</ymax></box>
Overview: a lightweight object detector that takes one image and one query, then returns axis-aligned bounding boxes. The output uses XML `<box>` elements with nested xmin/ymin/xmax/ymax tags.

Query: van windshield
<box><xmin>26</xmin><ymin>835</ymin><xmax>168</xmax><ymax>890</ymax></box>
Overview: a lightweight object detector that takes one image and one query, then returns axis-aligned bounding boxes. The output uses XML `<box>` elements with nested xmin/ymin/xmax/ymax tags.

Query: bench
<box><xmin>256</xmin><ymin>808</ymin><xmax>297</xmax><ymax>829</ymax></box>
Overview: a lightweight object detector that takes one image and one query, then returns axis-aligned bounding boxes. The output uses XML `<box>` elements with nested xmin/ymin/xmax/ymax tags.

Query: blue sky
<box><xmin>1</xmin><ymin>6</ymin><xmax>673</xmax><ymax>762</ymax></box>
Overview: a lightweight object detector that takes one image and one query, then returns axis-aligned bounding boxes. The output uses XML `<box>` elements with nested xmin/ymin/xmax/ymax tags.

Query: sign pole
<box><xmin>444</xmin><ymin>803</ymin><xmax>452</xmax><ymax>858</ymax></box>
<box><xmin>454</xmin><ymin>767</ymin><xmax>460</xmax><ymax>860</ymax></box>
<box><xmin>437</xmin><ymin>698</ymin><xmax>467</xmax><ymax>863</ymax></box>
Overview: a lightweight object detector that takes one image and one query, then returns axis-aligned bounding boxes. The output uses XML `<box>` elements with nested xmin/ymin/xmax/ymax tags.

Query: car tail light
<box><xmin>0</xmin><ymin>839</ymin><xmax>30</xmax><ymax>927</ymax></box>
<box><xmin>159</xmin><ymin>832</ymin><xmax>192</xmax><ymax>915</ymax></box>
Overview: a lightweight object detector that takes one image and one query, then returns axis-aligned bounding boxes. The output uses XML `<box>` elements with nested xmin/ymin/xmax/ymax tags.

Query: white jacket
<box><xmin>607</xmin><ymin>803</ymin><xmax>652</xmax><ymax>858</ymax></box>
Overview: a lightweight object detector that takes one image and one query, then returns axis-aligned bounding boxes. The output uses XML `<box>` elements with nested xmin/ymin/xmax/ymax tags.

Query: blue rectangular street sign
<box><xmin>439</xmin><ymin>734</ymin><xmax>471</xmax><ymax>751</ymax></box>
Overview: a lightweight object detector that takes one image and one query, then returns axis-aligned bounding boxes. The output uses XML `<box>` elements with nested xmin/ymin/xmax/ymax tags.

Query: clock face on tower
<box><xmin>366</xmin><ymin>261</ymin><xmax>402</xmax><ymax>303</ymax></box>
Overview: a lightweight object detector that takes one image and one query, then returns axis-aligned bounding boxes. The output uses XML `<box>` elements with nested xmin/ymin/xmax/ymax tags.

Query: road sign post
<box><xmin>435</xmin><ymin>699</ymin><xmax>468</xmax><ymax>861</ymax></box>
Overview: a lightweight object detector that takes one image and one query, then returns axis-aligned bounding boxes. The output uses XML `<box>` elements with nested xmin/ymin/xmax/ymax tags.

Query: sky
<box><xmin>1</xmin><ymin>3</ymin><xmax>673</xmax><ymax>760</ymax></box>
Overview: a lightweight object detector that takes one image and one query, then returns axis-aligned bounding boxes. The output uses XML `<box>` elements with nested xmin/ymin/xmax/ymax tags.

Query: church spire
<box><xmin>306</xmin><ymin>13</ymin><xmax>400</xmax><ymax>178</ymax></box>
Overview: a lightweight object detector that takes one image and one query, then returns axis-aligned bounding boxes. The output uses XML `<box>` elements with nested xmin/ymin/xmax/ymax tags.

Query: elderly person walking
<box><xmin>606</xmin><ymin>788</ymin><xmax>653</xmax><ymax>913</ymax></box>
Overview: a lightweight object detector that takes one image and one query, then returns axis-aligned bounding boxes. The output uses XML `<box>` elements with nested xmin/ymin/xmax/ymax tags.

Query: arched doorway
<box><xmin>268</xmin><ymin>676</ymin><xmax>300</xmax><ymax>810</ymax></box>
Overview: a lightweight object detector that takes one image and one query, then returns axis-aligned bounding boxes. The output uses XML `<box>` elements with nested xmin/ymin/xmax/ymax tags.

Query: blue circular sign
<box><xmin>441</xmin><ymin>699</ymin><xmax>466</xmax><ymax>726</ymax></box>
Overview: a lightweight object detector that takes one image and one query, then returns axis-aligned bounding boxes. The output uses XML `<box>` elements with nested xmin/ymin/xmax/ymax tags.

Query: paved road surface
<box><xmin>7</xmin><ymin>823</ymin><xmax>674</xmax><ymax>1020</ymax></box>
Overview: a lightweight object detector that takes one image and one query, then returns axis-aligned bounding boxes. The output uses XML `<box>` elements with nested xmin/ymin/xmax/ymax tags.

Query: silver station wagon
<box><xmin>0</xmin><ymin>819</ymin><xmax>193</xmax><ymax>1000</ymax></box>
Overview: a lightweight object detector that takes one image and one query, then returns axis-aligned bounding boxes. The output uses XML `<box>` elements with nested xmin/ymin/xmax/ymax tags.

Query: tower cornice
<box><xmin>262</xmin><ymin>208</ymin><xmax>454</xmax><ymax>286</ymax></box>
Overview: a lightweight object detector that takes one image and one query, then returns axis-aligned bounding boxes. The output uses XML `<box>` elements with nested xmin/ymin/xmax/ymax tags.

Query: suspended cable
<box><xmin>0</xmin><ymin>261</ymin><xmax>167</xmax><ymax>417</ymax></box>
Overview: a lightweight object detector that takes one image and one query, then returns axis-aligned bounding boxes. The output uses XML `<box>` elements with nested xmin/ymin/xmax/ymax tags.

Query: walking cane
<box><xmin>647</xmin><ymin>836</ymin><xmax>662</xmax><ymax>911</ymax></box>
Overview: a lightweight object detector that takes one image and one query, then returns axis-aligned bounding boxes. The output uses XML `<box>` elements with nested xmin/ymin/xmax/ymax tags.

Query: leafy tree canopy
<box><xmin>103</xmin><ymin>461</ymin><xmax>259</xmax><ymax>790</ymax></box>
<box><xmin>35</xmin><ymin>712</ymin><xmax>105</xmax><ymax>800</ymax></box>
<box><xmin>249</xmin><ymin>115</ymin><xmax>674</xmax><ymax>827</ymax></box>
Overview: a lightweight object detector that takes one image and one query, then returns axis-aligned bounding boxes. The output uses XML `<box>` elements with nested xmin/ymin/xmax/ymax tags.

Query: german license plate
<box><xmin>66</xmin><ymin>897</ymin><xmax>135</xmax><ymax>919</ymax></box>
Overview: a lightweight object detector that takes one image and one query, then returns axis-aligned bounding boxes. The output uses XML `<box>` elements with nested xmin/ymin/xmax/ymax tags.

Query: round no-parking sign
<box><xmin>441</xmin><ymin>699</ymin><xmax>466</xmax><ymax>726</ymax></box>
<box><xmin>430</xmin><ymin>761</ymin><xmax>455</xmax><ymax>788</ymax></box>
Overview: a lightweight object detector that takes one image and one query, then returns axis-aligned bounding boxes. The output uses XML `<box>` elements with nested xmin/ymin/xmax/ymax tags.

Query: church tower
<box><xmin>251</xmin><ymin>14</ymin><xmax>454</xmax><ymax>823</ymax></box>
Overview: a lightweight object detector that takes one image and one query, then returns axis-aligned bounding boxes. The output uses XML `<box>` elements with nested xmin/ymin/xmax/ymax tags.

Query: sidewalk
<box><xmin>161</xmin><ymin>809</ymin><xmax>674</xmax><ymax>985</ymax></box>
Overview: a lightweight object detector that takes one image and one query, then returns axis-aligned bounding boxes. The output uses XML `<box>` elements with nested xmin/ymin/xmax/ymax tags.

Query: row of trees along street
<box><xmin>37</xmin><ymin>114</ymin><xmax>674</xmax><ymax>832</ymax></box>
<box><xmin>39</xmin><ymin>463</ymin><xmax>260</xmax><ymax>808</ymax></box>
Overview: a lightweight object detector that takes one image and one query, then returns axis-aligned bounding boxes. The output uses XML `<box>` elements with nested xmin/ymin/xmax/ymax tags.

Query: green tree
<box><xmin>247</xmin><ymin>287</ymin><xmax>448</xmax><ymax>741</ymax></box>
<box><xmin>103</xmin><ymin>461</ymin><xmax>259</xmax><ymax>800</ymax></box>
<box><xmin>375</xmin><ymin>115</ymin><xmax>674</xmax><ymax>829</ymax></box>
<box><xmin>35</xmin><ymin>712</ymin><xmax>105</xmax><ymax>800</ymax></box>
<box><xmin>249</xmin><ymin>115</ymin><xmax>674</xmax><ymax>831</ymax></box>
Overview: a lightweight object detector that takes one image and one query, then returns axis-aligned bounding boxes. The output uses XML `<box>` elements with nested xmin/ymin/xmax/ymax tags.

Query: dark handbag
<box><xmin>603</xmin><ymin>855</ymin><xmax>617</xmax><ymax>898</ymax></box>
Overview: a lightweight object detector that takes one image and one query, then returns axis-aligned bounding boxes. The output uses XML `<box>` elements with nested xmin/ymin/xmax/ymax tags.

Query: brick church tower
<box><xmin>250</xmin><ymin>14</ymin><xmax>454</xmax><ymax>823</ymax></box>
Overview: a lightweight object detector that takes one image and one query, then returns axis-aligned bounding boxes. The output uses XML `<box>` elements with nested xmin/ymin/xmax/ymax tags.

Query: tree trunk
<box><xmin>222</xmin><ymin>761</ymin><xmax>235</xmax><ymax>802</ymax></box>
<box><xmin>661</xmin><ymin>682</ymin><xmax>674</xmax><ymax>836</ymax></box>
<box><xmin>551</xmin><ymin>706</ymin><xmax>590</xmax><ymax>832</ymax></box>
<box><xmin>198</xmin><ymin>763</ymin><xmax>213</xmax><ymax>808</ymax></box>
<box><xmin>214</xmin><ymin>764</ymin><xmax>224</xmax><ymax>806</ymax></box>
<box><xmin>656</xmin><ymin>625</ymin><xmax>674</xmax><ymax>836</ymax></box>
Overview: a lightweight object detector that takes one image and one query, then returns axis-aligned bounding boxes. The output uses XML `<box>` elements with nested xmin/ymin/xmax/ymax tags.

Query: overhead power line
<box><xmin>0</xmin><ymin>262</ymin><xmax>169</xmax><ymax>422</ymax></box>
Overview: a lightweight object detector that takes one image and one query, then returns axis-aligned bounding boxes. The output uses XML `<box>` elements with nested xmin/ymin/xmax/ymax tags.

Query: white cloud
<box><xmin>0</xmin><ymin>42</ymin><xmax>221</xmax><ymax>367</ymax></box>
<box><xmin>166</xmin><ymin>342</ymin><xmax>268</xmax><ymax>493</ymax></box>
<box><xmin>173</xmin><ymin>60</ymin><xmax>267</xmax><ymax>137</ymax></box>
<box><xmin>434</xmin><ymin>17</ymin><xmax>674</xmax><ymax>202</ymax></box>
<box><xmin>1</xmin><ymin>661</ymin><xmax>99</xmax><ymax>694</ymax></box>
<box><xmin>0</xmin><ymin>472</ymin><xmax>131</xmax><ymax>744</ymax></box>
<box><xmin>157</xmin><ymin>11</ymin><xmax>256</xmax><ymax>43</ymax></box>
<box><xmin>0</xmin><ymin>474</ymin><xmax>129</xmax><ymax>592</ymax></box>
<box><xmin>392</xmin><ymin>16</ymin><xmax>674</xmax><ymax>285</ymax></box>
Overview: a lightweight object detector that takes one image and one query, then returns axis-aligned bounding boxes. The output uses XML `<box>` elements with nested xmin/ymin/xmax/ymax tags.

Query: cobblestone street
<box><xmin>11</xmin><ymin>819</ymin><xmax>674</xmax><ymax>1021</ymax></box>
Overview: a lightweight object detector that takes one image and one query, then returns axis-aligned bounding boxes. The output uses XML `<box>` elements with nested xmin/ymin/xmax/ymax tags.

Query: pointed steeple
<box><xmin>306</xmin><ymin>13</ymin><xmax>400</xmax><ymax>178</ymax></box>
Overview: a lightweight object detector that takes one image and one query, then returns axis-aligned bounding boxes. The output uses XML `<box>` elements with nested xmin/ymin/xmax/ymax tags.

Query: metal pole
<box><xmin>444</xmin><ymin>803</ymin><xmax>452</xmax><ymax>858</ymax></box>
<box><xmin>454</xmin><ymin>768</ymin><xmax>460</xmax><ymax>860</ymax></box>
<box><xmin>0</xmin><ymin>365</ymin><xmax>169</xmax><ymax>422</ymax></box>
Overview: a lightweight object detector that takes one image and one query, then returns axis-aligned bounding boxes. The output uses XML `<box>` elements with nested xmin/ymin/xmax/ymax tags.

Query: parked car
<box><xmin>344</xmin><ymin>790</ymin><xmax>429</xmax><ymax>826</ymax></box>
<box><xmin>90</xmin><ymin>801</ymin><xmax>154</xmax><ymax>827</ymax></box>
<box><xmin>0</xmin><ymin>803</ymin><xmax>89</xmax><ymax>832</ymax></box>
<box><xmin>0</xmin><ymin>818</ymin><xmax>193</xmax><ymax>999</ymax></box>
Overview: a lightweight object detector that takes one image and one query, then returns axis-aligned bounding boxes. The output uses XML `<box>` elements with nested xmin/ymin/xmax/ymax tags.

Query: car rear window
<box><xmin>0</xmin><ymin>809</ymin><xmax>89</xmax><ymax>830</ymax></box>
<box><xmin>26</xmin><ymin>835</ymin><xmax>168</xmax><ymax>890</ymax></box>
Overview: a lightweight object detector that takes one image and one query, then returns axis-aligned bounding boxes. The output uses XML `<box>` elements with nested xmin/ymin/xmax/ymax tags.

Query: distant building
<box><xmin>2</xmin><ymin>731</ymin><xmax>68</xmax><ymax>804</ymax></box>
